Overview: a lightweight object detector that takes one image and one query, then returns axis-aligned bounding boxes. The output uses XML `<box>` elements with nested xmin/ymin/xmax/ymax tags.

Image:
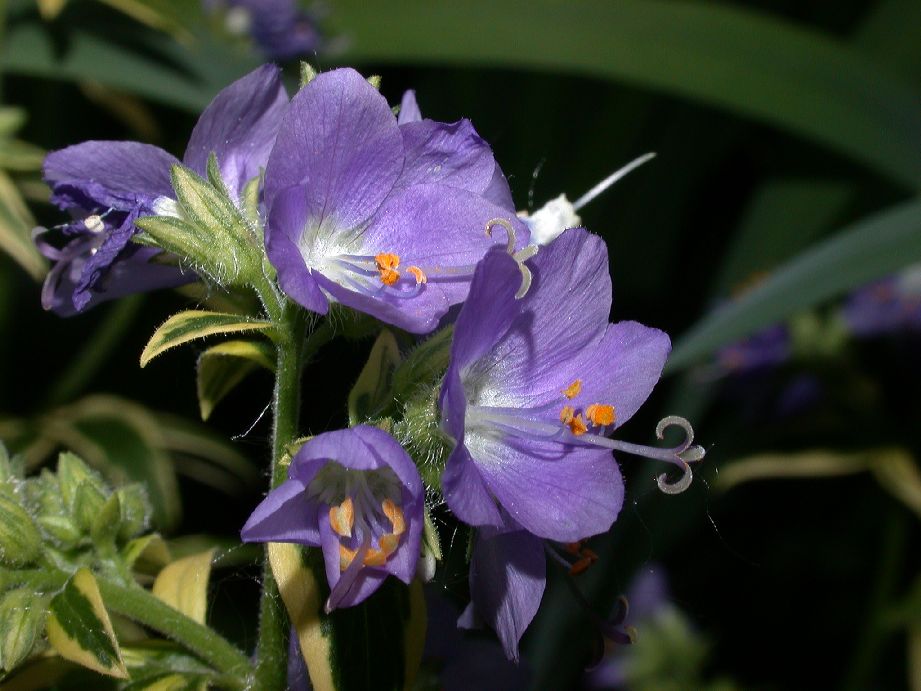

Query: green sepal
<box><xmin>46</xmin><ymin>568</ymin><xmax>128</xmax><ymax>679</ymax></box>
<box><xmin>73</xmin><ymin>481</ymin><xmax>109</xmax><ymax>535</ymax></box>
<box><xmin>116</xmin><ymin>484</ymin><xmax>153</xmax><ymax>541</ymax></box>
<box><xmin>140</xmin><ymin>310</ymin><xmax>275</xmax><ymax>368</ymax></box>
<box><xmin>348</xmin><ymin>329</ymin><xmax>401</xmax><ymax>425</ymax></box>
<box><xmin>299</xmin><ymin>61</ymin><xmax>318</xmax><ymax>88</ymax></box>
<box><xmin>90</xmin><ymin>492</ymin><xmax>123</xmax><ymax>544</ymax></box>
<box><xmin>134</xmin><ymin>215</ymin><xmax>224</xmax><ymax>282</ymax></box>
<box><xmin>57</xmin><ymin>451</ymin><xmax>108</xmax><ymax>511</ymax></box>
<box><xmin>0</xmin><ymin>588</ymin><xmax>48</xmax><ymax>672</ymax></box>
<box><xmin>0</xmin><ymin>488</ymin><xmax>41</xmax><ymax>566</ymax></box>
<box><xmin>391</xmin><ymin>326</ymin><xmax>453</xmax><ymax>404</ymax></box>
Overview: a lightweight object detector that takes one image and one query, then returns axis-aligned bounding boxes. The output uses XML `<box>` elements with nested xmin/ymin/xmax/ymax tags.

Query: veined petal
<box><xmin>442</xmin><ymin>443</ymin><xmax>504</xmax><ymax>529</ymax></box>
<box><xmin>468</xmin><ymin>529</ymin><xmax>545</xmax><ymax>662</ymax></box>
<box><xmin>396</xmin><ymin>119</ymin><xmax>496</xmax><ymax>193</ymax></box>
<box><xmin>183</xmin><ymin>64</ymin><xmax>288</xmax><ymax>200</ymax></box>
<box><xmin>468</xmin><ymin>432</ymin><xmax>623</xmax><ymax>542</ymax></box>
<box><xmin>263</xmin><ymin>68</ymin><xmax>403</xmax><ymax>229</ymax></box>
<box><xmin>241</xmin><ymin>478</ymin><xmax>321</xmax><ymax>544</ymax></box>
<box><xmin>44</xmin><ymin>141</ymin><xmax>177</xmax><ymax>210</ymax></box>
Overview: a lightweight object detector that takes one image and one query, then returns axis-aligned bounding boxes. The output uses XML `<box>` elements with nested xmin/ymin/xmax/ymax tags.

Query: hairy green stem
<box><xmin>253</xmin><ymin>300</ymin><xmax>308</xmax><ymax>690</ymax></box>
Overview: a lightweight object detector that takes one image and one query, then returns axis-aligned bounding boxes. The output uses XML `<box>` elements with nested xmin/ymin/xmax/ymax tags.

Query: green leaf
<box><xmin>36</xmin><ymin>0</ymin><xmax>68</xmax><ymax>19</ymax></box>
<box><xmin>140</xmin><ymin>310</ymin><xmax>274</xmax><ymax>368</ymax></box>
<box><xmin>0</xmin><ymin>108</ymin><xmax>27</xmax><ymax>138</ymax></box>
<box><xmin>122</xmin><ymin>534</ymin><xmax>172</xmax><ymax>572</ymax></box>
<box><xmin>869</xmin><ymin>450</ymin><xmax>921</xmax><ymax>521</ymax></box>
<box><xmin>0</xmin><ymin>170</ymin><xmax>46</xmax><ymax>281</ymax></box>
<box><xmin>97</xmin><ymin>0</ymin><xmax>201</xmax><ymax>41</ymax></box>
<box><xmin>196</xmin><ymin>340</ymin><xmax>275</xmax><ymax>421</ymax></box>
<box><xmin>0</xmin><ymin>138</ymin><xmax>45</xmax><ymax>171</ymax></box>
<box><xmin>46</xmin><ymin>568</ymin><xmax>128</xmax><ymax>679</ymax></box>
<box><xmin>668</xmin><ymin>198</ymin><xmax>921</xmax><ymax>372</ymax></box>
<box><xmin>0</xmin><ymin>588</ymin><xmax>47</xmax><ymax>671</ymax></box>
<box><xmin>152</xmin><ymin>549</ymin><xmax>215</xmax><ymax>625</ymax></box>
<box><xmin>390</xmin><ymin>326</ymin><xmax>453</xmax><ymax>405</ymax></box>
<box><xmin>348</xmin><ymin>330</ymin><xmax>401</xmax><ymax>425</ymax></box>
<box><xmin>330</xmin><ymin>0</ymin><xmax>921</xmax><ymax>188</ymax></box>
<box><xmin>270</xmin><ymin>542</ymin><xmax>427</xmax><ymax>691</ymax></box>
<box><xmin>717</xmin><ymin>450</ymin><xmax>869</xmax><ymax>491</ymax></box>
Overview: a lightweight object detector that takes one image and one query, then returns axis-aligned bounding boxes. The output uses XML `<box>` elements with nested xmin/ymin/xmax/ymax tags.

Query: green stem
<box><xmin>97</xmin><ymin>580</ymin><xmax>252</xmax><ymax>688</ymax></box>
<box><xmin>253</xmin><ymin>300</ymin><xmax>308</xmax><ymax>690</ymax></box>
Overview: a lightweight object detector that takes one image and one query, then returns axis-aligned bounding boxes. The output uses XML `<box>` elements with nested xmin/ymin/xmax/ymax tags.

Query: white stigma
<box><xmin>83</xmin><ymin>215</ymin><xmax>105</xmax><ymax>234</ymax></box>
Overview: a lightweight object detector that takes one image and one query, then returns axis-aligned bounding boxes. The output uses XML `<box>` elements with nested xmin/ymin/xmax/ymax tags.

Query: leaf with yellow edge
<box><xmin>140</xmin><ymin>310</ymin><xmax>274</xmax><ymax>368</ymax></box>
<box><xmin>869</xmin><ymin>449</ymin><xmax>921</xmax><ymax>520</ymax></box>
<box><xmin>0</xmin><ymin>170</ymin><xmax>46</xmax><ymax>281</ymax></box>
<box><xmin>36</xmin><ymin>0</ymin><xmax>69</xmax><ymax>19</ymax></box>
<box><xmin>196</xmin><ymin>339</ymin><xmax>275</xmax><ymax>421</ymax></box>
<box><xmin>269</xmin><ymin>542</ymin><xmax>426</xmax><ymax>691</ymax></box>
<box><xmin>152</xmin><ymin>549</ymin><xmax>215</xmax><ymax>624</ymax></box>
<box><xmin>46</xmin><ymin>568</ymin><xmax>128</xmax><ymax>679</ymax></box>
<box><xmin>123</xmin><ymin>534</ymin><xmax>173</xmax><ymax>572</ymax></box>
<box><xmin>717</xmin><ymin>449</ymin><xmax>868</xmax><ymax>490</ymax></box>
<box><xmin>348</xmin><ymin>329</ymin><xmax>401</xmax><ymax>425</ymax></box>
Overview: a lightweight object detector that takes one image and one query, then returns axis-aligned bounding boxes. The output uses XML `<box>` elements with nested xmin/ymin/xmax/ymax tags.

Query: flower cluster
<box><xmin>38</xmin><ymin>65</ymin><xmax>704</xmax><ymax>664</ymax></box>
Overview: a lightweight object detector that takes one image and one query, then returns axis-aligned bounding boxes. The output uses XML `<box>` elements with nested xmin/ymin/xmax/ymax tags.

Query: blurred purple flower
<box><xmin>439</xmin><ymin>228</ymin><xmax>696</xmax><ymax>658</ymax></box>
<box><xmin>205</xmin><ymin>0</ymin><xmax>320</xmax><ymax>60</ymax></box>
<box><xmin>262</xmin><ymin>67</ymin><xmax>525</xmax><ymax>334</ymax></box>
<box><xmin>842</xmin><ymin>264</ymin><xmax>921</xmax><ymax>337</ymax></box>
<box><xmin>714</xmin><ymin>323</ymin><xmax>791</xmax><ymax>375</ymax></box>
<box><xmin>37</xmin><ymin>64</ymin><xmax>288</xmax><ymax>315</ymax></box>
<box><xmin>241</xmin><ymin>426</ymin><xmax>424</xmax><ymax>612</ymax></box>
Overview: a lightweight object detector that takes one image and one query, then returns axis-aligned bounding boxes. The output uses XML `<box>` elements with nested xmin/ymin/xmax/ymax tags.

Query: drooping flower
<box><xmin>439</xmin><ymin>227</ymin><xmax>703</xmax><ymax>657</ymax></box>
<box><xmin>842</xmin><ymin>262</ymin><xmax>921</xmax><ymax>336</ymax></box>
<box><xmin>37</xmin><ymin>64</ymin><xmax>288</xmax><ymax>315</ymax></box>
<box><xmin>241</xmin><ymin>426</ymin><xmax>424</xmax><ymax>611</ymax></box>
<box><xmin>204</xmin><ymin>0</ymin><xmax>320</xmax><ymax>60</ymax></box>
<box><xmin>262</xmin><ymin>67</ymin><xmax>528</xmax><ymax>334</ymax></box>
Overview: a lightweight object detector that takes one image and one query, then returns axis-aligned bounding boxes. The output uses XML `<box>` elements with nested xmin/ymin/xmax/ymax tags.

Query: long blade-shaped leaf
<box><xmin>667</xmin><ymin>198</ymin><xmax>921</xmax><ymax>372</ymax></box>
<box><xmin>329</xmin><ymin>0</ymin><xmax>921</xmax><ymax>188</ymax></box>
<box><xmin>141</xmin><ymin>311</ymin><xmax>274</xmax><ymax>368</ymax></box>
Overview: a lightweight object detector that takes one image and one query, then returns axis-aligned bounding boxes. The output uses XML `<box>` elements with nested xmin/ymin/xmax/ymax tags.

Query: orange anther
<box><xmin>375</xmin><ymin>253</ymin><xmax>401</xmax><ymax>286</ymax></box>
<box><xmin>559</xmin><ymin>405</ymin><xmax>575</xmax><ymax>424</ymax></box>
<box><xmin>379</xmin><ymin>533</ymin><xmax>399</xmax><ymax>556</ymax></box>
<box><xmin>566</xmin><ymin>414</ymin><xmax>588</xmax><ymax>436</ymax></box>
<box><xmin>581</xmin><ymin>547</ymin><xmax>599</xmax><ymax>562</ymax></box>
<box><xmin>569</xmin><ymin>557</ymin><xmax>593</xmax><ymax>576</ymax></box>
<box><xmin>363</xmin><ymin>548</ymin><xmax>387</xmax><ymax>567</ymax></box>
<box><xmin>564</xmin><ymin>542</ymin><xmax>582</xmax><ymax>556</ymax></box>
<box><xmin>562</xmin><ymin>380</ymin><xmax>582</xmax><ymax>399</ymax></box>
<box><xmin>328</xmin><ymin>497</ymin><xmax>354</xmax><ymax>538</ymax></box>
<box><xmin>339</xmin><ymin>544</ymin><xmax>357</xmax><ymax>571</ymax></box>
<box><xmin>382</xmin><ymin>499</ymin><xmax>405</xmax><ymax>536</ymax></box>
<box><xmin>407</xmin><ymin>266</ymin><xmax>427</xmax><ymax>284</ymax></box>
<box><xmin>585</xmin><ymin>403</ymin><xmax>616</xmax><ymax>427</ymax></box>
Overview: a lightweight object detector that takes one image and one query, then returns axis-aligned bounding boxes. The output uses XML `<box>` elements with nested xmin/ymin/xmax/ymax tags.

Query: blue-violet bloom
<box><xmin>241</xmin><ymin>426</ymin><xmax>424</xmax><ymax>612</ymax></box>
<box><xmin>262</xmin><ymin>67</ymin><xmax>527</xmax><ymax>334</ymax></box>
<box><xmin>440</xmin><ymin>228</ymin><xmax>703</xmax><ymax>658</ymax></box>
<box><xmin>37</xmin><ymin>64</ymin><xmax>288</xmax><ymax>315</ymax></box>
<box><xmin>204</xmin><ymin>0</ymin><xmax>320</xmax><ymax>60</ymax></box>
<box><xmin>842</xmin><ymin>263</ymin><xmax>921</xmax><ymax>337</ymax></box>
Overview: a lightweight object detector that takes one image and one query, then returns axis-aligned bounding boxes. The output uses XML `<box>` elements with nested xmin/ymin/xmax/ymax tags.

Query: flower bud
<box><xmin>90</xmin><ymin>493</ymin><xmax>122</xmax><ymax>544</ymax></box>
<box><xmin>0</xmin><ymin>490</ymin><xmax>41</xmax><ymax>566</ymax></box>
<box><xmin>116</xmin><ymin>484</ymin><xmax>152</xmax><ymax>541</ymax></box>
<box><xmin>0</xmin><ymin>588</ymin><xmax>47</xmax><ymax>671</ymax></box>
<box><xmin>57</xmin><ymin>451</ymin><xmax>107</xmax><ymax>512</ymax></box>
<box><xmin>73</xmin><ymin>482</ymin><xmax>108</xmax><ymax>534</ymax></box>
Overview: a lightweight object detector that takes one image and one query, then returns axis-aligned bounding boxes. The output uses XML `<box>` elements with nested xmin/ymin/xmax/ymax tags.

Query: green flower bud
<box><xmin>0</xmin><ymin>491</ymin><xmax>41</xmax><ymax>566</ymax></box>
<box><xmin>0</xmin><ymin>588</ymin><xmax>47</xmax><ymax>672</ymax></box>
<box><xmin>73</xmin><ymin>482</ymin><xmax>108</xmax><ymax>534</ymax></box>
<box><xmin>56</xmin><ymin>451</ymin><xmax>107</xmax><ymax>511</ymax></box>
<box><xmin>116</xmin><ymin>484</ymin><xmax>151</xmax><ymax>541</ymax></box>
<box><xmin>90</xmin><ymin>493</ymin><xmax>122</xmax><ymax>544</ymax></box>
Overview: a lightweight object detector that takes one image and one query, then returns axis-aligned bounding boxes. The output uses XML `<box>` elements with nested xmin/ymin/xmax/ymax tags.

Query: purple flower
<box><xmin>439</xmin><ymin>227</ymin><xmax>701</xmax><ymax>658</ymax></box>
<box><xmin>842</xmin><ymin>263</ymin><xmax>921</xmax><ymax>336</ymax></box>
<box><xmin>37</xmin><ymin>64</ymin><xmax>288</xmax><ymax>315</ymax></box>
<box><xmin>715</xmin><ymin>323</ymin><xmax>791</xmax><ymax>374</ymax></box>
<box><xmin>262</xmin><ymin>67</ymin><xmax>526</xmax><ymax>334</ymax></box>
<box><xmin>241</xmin><ymin>426</ymin><xmax>424</xmax><ymax>611</ymax></box>
<box><xmin>205</xmin><ymin>0</ymin><xmax>320</xmax><ymax>60</ymax></box>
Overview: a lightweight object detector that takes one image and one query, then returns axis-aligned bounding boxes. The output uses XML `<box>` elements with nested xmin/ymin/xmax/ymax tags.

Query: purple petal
<box><xmin>483</xmin><ymin>164</ymin><xmax>516</xmax><ymax>210</ymax></box>
<box><xmin>395</xmin><ymin>119</ymin><xmax>496</xmax><ymax>193</ymax></box>
<box><xmin>183</xmin><ymin>64</ymin><xmax>288</xmax><ymax>200</ymax></box>
<box><xmin>442</xmin><ymin>443</ymin><xmax>504</xmax><ymax>529</ymax></box>
<box><xmin>468</xmin><ymin>433</ymin><xmax>623</xmax><ymax>542</ymax></box>
<box><xmin>265</xmin><ymin>185</ymin><xmax>330</xmax><ymax>314</ymax></box>
<box><xmin>575</xmin><ymin>321</ymin><xmax>671</xmax><ymax>429</ymax></box>
<box><xmin>349</xmin><ymin>425</ymin><xmax>424</xmax><ymax>501</ymax></box>
<box><xmin>468</xmin><ymin>529</ymin><xmax>546</xmax><ymax>662</ymax></box>
<box><xmin>241</xmin><ymin>477</ymin><xmax>321</xmax><ymax>545</ymax></box>
<box><xmin>397</xmin><ymin>90</ymin><xmax>422</xmax><ymax>124</ymax></box>
<box><xmin>319</xmin><ymin>516</ymin><xmax>388</xmax><ymax>609</ymax></box>
<box><xmin>263</xmin><ymin>68</ymin><xmax>403</xmax><ymax>228</ymax></box>
<box><xmin>44</xmin><ymin>141</ymin><xmax>177</xmax><ymax>210</ymax></box>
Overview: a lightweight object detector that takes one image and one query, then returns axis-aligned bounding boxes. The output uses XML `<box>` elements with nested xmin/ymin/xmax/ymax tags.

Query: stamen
<box><xmin>379</xmin><ymin>533</ymin><xmax>399</xmax><ymax>556</ymax></box>
<box><xmin>559</xmin><ymin>405</ymin><xmax>575</xmax><ymax>424</ymax></box>
<box><xmin>375</xmin><ymin>253</ymin><xmax>400</xmax><ymax>286</ymax></box>
<box><xmin>562</xmin><ymin>380</ymin><xmax>582</xmax><ymax>399</ymax></box>
<box><xmin>83</xmin><ymin>215</ymin><xmax>105</xmax><ymax>234</ymax></box>
<box><xmin>567</xmin><ymin>414</ymin><xmax>588</xmax><ymax>436</ymax></box>
<box><xmin>485</xmin><ymin>218</ymin><xmax>518</xmax><ymax>253</ymax></box>
<box><xmin>407</xmin><ymin>266</ymin><xmax>427</xmax><ymax>284</ymax></box>
<box><xmin>586</xmin><ymin>404</ymin><xmax>616</xmax><ymax>427</ymax></box>
<box><xmin>339</xmin><ymin>544</ymin><xmax>356</xmax><ymax>571</ymax></box>
<box><xmin>363</xmin><ymin>548</ymin><xmax>387</xmax><ymax>567</ymax></box>
<box><xmin>571</xmin><ymin>153</ymin><xmax>657</xmax><ymax>212</ymax></box>
<box><xmin>382</xmin><ymin>499</ymin><xmax>405</xmax><ymax>536</ymax></box>
<box><xmin>570</xmin><ymin>557</ymin><xmax>593</xmax><ymax>576</ymax></box>
<box><xmin>328</xmin><ymin>497</ymin><xmax>354</xmax><ymax>538</ymax></box>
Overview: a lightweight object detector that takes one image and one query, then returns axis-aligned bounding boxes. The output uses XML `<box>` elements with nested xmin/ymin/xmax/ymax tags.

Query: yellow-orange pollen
<box><xmin>337</xmin><ymin>498</ymin><xmax>406</xmax><ymax>571</ymax></box>
<box><xmin>562</xmin><ymin>379</ymin><xmax>582</xmax><ymax>399</ymax></box>
<box><xmin>374</xmin><ymin>253</ymin><xmax>401</xmax><ymax>286</ymax></box>
<box><xmin>564</xmin><ymin>540</ymin><xmax>599</xmax><ymax>576</ymax></box>
<box><xmin>585</xmin><ymin>403</ymin><xmax>616</xmax><ymax>427</ymax></box>
<box><xmin>407</xmin><ymin>266</ymin><xmax>427</xmax><ymax>284</ymax></box>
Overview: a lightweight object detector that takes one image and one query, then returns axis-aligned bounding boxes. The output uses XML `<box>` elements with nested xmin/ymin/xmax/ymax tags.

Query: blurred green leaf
<box><xmin>196</xmin><ymin>340</ymin><xmax>274</xmax><ymax>421</ymax></box>
<box><xmin>0</xmin><ymin>139</ymin><xmax>44</xmax><ymax>171</ymax></box>
<box><xmin>870</xmin><ymin>450</ymin><xmax>921</xmax><ymax>521</ymax></box>
<box><xmin>151</xmin><ymin>549</ymin><xmax>214</xmax><ymax>625</ymax></box>
<box><xmin>717</xmin><ymin>449</ymin><xmax>869</xmax><ymax>491</ymax></box>
<box><xmin>0</xmin><ymin>170</ymin><xmax>46</xmax><ymax>281</ymax></box>
<box><xmin>331</xmin><ymin>0</ymin><xmax>921</xmax><ymax>187</ymax></box>
<box><xmin>348</xmin><ymin>329</ymin><xmax>400</xmax><ymax>426</ymax></box>
<box><xmin>36</xmin><ymin>0</ymin><xmax>69</xmax><ymax>20</ymax></box>
<box><xmin>97</xmin><ymin>0</ymin><xmax>201</xmax><ymax>41</ymax></box>
<box><xmin>0</xmin><ymin>589</ymin><xmax>48</xmax><ymax>672</ymax></box>
<box><xmin>140</xmin><ymin>310</ymin><xmax>274</xmax><ymax>368</ymax></box>
<box><xmin>668</xmin><ymin>198</ymin><xmax>921</xmax><ymax>372</ymax></box>
<box><xmin>46</xmin><ymin>568</ymin><xmax>128</xmax><ymax>679</ymax></box>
